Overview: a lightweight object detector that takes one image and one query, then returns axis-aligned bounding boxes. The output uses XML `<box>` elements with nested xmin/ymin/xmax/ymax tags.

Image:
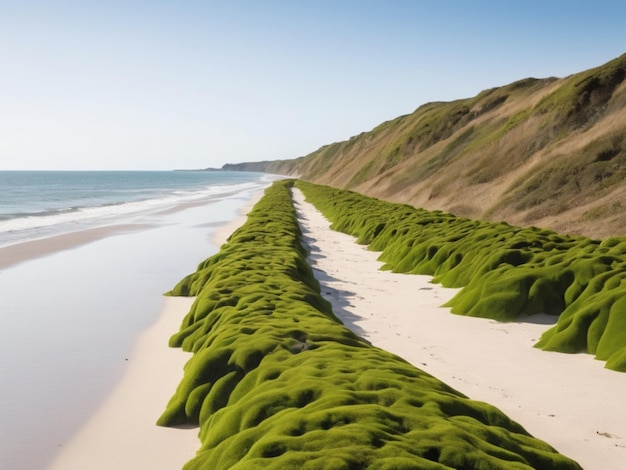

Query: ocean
<box><xmin>0</xmin><ymin>170</ymin><xmax>274</xmax><ymax>248</ymax></box>
<box><xmin>0</xmin><ymin>170</ymin><xmax>279</xmax><ymax>469</ymax></box>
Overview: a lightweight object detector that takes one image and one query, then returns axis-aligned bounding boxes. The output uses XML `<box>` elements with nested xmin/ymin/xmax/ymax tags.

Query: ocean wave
<box><xmin>0</xmin><ymin>178</ymin><xmax>271</xmax><ymax>247</ymax></box>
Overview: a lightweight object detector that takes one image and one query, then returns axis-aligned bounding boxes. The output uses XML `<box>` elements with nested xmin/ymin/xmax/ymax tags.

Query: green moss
<box><xmin>159</xmin><ymin>180</ymin><xmax>580</xmax><ymax>469</ymax></box>
<box><xmin>605</xmin><ymin>345</ymin><xmax>626</xmax><ymax>372</ymax></box>
<box><xmin>295</xmin><ymin>180</ymin><xmax>626</xmax><ymax>371</ymax></box>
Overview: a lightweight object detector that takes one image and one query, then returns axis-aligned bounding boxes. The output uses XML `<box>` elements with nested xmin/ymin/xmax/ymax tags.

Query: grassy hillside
<box><xmin>225</xmin><ymin>53</ymin><xmax>626</xmax><ymax>239</ymax></box>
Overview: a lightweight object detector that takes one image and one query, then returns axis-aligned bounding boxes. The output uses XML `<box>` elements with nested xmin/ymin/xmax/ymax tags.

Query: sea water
<box><xmin>0</xmin><ymin>170</ymin><xmax>272</xmax><ymax>248</ymax></box>
<box><xmin>0</xmin><ymin>170</ymin><xmax>279</xmax><ymax>469</ymax></box>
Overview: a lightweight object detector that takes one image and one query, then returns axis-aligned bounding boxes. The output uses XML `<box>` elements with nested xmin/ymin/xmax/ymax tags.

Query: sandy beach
<box><xmin>40</xmin><ymin>187</ymin><xmax>625</xmax><ymax>469</ymax></box>
<box><xmin>43</xmin><ymin>194</ymin><xmax>261</xmax><ymax>469</ymax></box>
<box><xmin>0</xmin><ymin>181</ymin><xmax>274</xmax><ymax>470</ymax></box>
<box><xmin>47</xmin><ymin>297</ymin><xmax>199</xmax><ymax>470</ymax></box>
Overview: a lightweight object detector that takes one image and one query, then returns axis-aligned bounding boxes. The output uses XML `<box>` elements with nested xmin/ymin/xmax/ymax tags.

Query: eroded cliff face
<box><xmin>226</xmin><ymin>53</ymin><xmax>626</xmax><ymax>239</ymax></box>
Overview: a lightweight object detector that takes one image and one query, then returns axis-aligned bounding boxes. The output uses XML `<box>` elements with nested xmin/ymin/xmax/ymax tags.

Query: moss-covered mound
<box><xmin>295</xmin><ymin>181</ymin><xmax>626</xmax><ymax>372</ymax></box>
<box><xmin>160</xmin><ymin>180</ymin><xmax>580</xmax><ymax>469</ymax></box>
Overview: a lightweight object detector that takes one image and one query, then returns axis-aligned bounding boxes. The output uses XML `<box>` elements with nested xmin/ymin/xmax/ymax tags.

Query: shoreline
<box><xmin>0</xmin><ymin>187</ymin><xmax>268</xmax><ymax>469</ymax></box>
<box><xmin>0</xmin><ymin>224</ymin><xmax>156</xmax><ymax>270</ymax></box>
<box><xmin>47</xmin><ymin>297</ymin><xmax>200</xmax><ymax>470</ymax></box>
<box><xmin>209</xmin><ymin>189</ymin><xmax>264</xmax><ymax>247</ymax></box>
<box><xmin>42</xmin><ymin>192</ymin><xmax>262</xmax><ymax>469</ymax></box>
<box><xmin>0</xmin><ymin>189</ymin><xmax>255</xmax><ymax>272</ymax></box>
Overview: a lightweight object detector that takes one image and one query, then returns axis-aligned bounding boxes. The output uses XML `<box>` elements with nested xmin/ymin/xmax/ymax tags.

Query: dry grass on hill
<box><xmin>229</xmin><ymin>53</ymin><xmax>626</xmax><ymax>239</ymax></box>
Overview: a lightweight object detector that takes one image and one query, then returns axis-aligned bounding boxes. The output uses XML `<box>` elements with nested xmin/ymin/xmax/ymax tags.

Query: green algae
<box><xmin>160</xmin><ymin>180</ymin><xmax>580</xmax><ymax>469</ymax></box>
<box><xmin>295</xmin><ymin>181</ymin><xmax>626</xmax><ymax>371</ymax></box>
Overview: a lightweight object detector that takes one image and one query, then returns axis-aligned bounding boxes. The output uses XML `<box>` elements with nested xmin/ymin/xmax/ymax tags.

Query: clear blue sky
<box><xmin>2</xmin><ymin>0</ymin><xmax>625</xmax><ymax>170</ymax></box>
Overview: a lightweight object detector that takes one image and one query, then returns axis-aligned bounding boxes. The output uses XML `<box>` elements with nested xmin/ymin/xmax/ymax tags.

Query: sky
<box><xmin>1</xmin><ymin>1</ymin><xmax>625</xmax><ymax>171</ymax></box>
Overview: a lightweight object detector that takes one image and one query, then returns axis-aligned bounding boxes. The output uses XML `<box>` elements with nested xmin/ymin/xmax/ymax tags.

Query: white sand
<box><xmin>292</xmin><ymin>188</ymin><xmax>626</xmax><ymax>470</ymax></box>
<box><xmin>47</xmin><ymin>297</ymin><xmax>199</xmax><ymax>470</ymax></box>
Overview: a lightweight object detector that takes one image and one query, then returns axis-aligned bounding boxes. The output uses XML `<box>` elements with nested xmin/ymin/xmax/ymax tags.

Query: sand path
<box><xmin>292</xmin><ymin>188</ymin><xmax>626</xmax><ymax>470</ymax></box>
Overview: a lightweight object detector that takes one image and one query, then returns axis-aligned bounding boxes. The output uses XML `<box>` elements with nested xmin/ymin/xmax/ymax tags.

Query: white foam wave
<box><xmin>0</xmin><ymin>180</ymin><xmax>269</xmax><ymax>247</ymax></box>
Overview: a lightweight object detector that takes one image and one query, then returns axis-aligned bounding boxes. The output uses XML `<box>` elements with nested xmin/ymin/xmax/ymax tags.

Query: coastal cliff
<box><xmin>224</xmin><ymin>53</ymin><xmax>626</xmax><ymax>239</ymax></box>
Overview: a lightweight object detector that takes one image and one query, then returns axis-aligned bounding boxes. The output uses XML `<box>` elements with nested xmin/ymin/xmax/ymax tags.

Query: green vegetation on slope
<box><xmin>494</xmin><ymin>130</ymin><xmax>626</xmax><ymax>220</ymax></box>
<box><xmin>295</xmin><ymin>181</ymin><xmax>626</xmax><ymax>372</ymax></box>
<box><xmin>533</xmin><ymin>53</ymin><xmax>626</xmax><ymax>130</ymax></box>
<box><xmin>160</xmin><ymin>180</ymin><xmax>580</xmax><ymax>469</ymax></box>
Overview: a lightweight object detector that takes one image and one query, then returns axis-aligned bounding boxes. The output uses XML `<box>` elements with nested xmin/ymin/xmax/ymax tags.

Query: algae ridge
<box><xmin>160</xmin><ymin>179</ymin><xmax>581</xmax><ymax>469</ymax></box>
